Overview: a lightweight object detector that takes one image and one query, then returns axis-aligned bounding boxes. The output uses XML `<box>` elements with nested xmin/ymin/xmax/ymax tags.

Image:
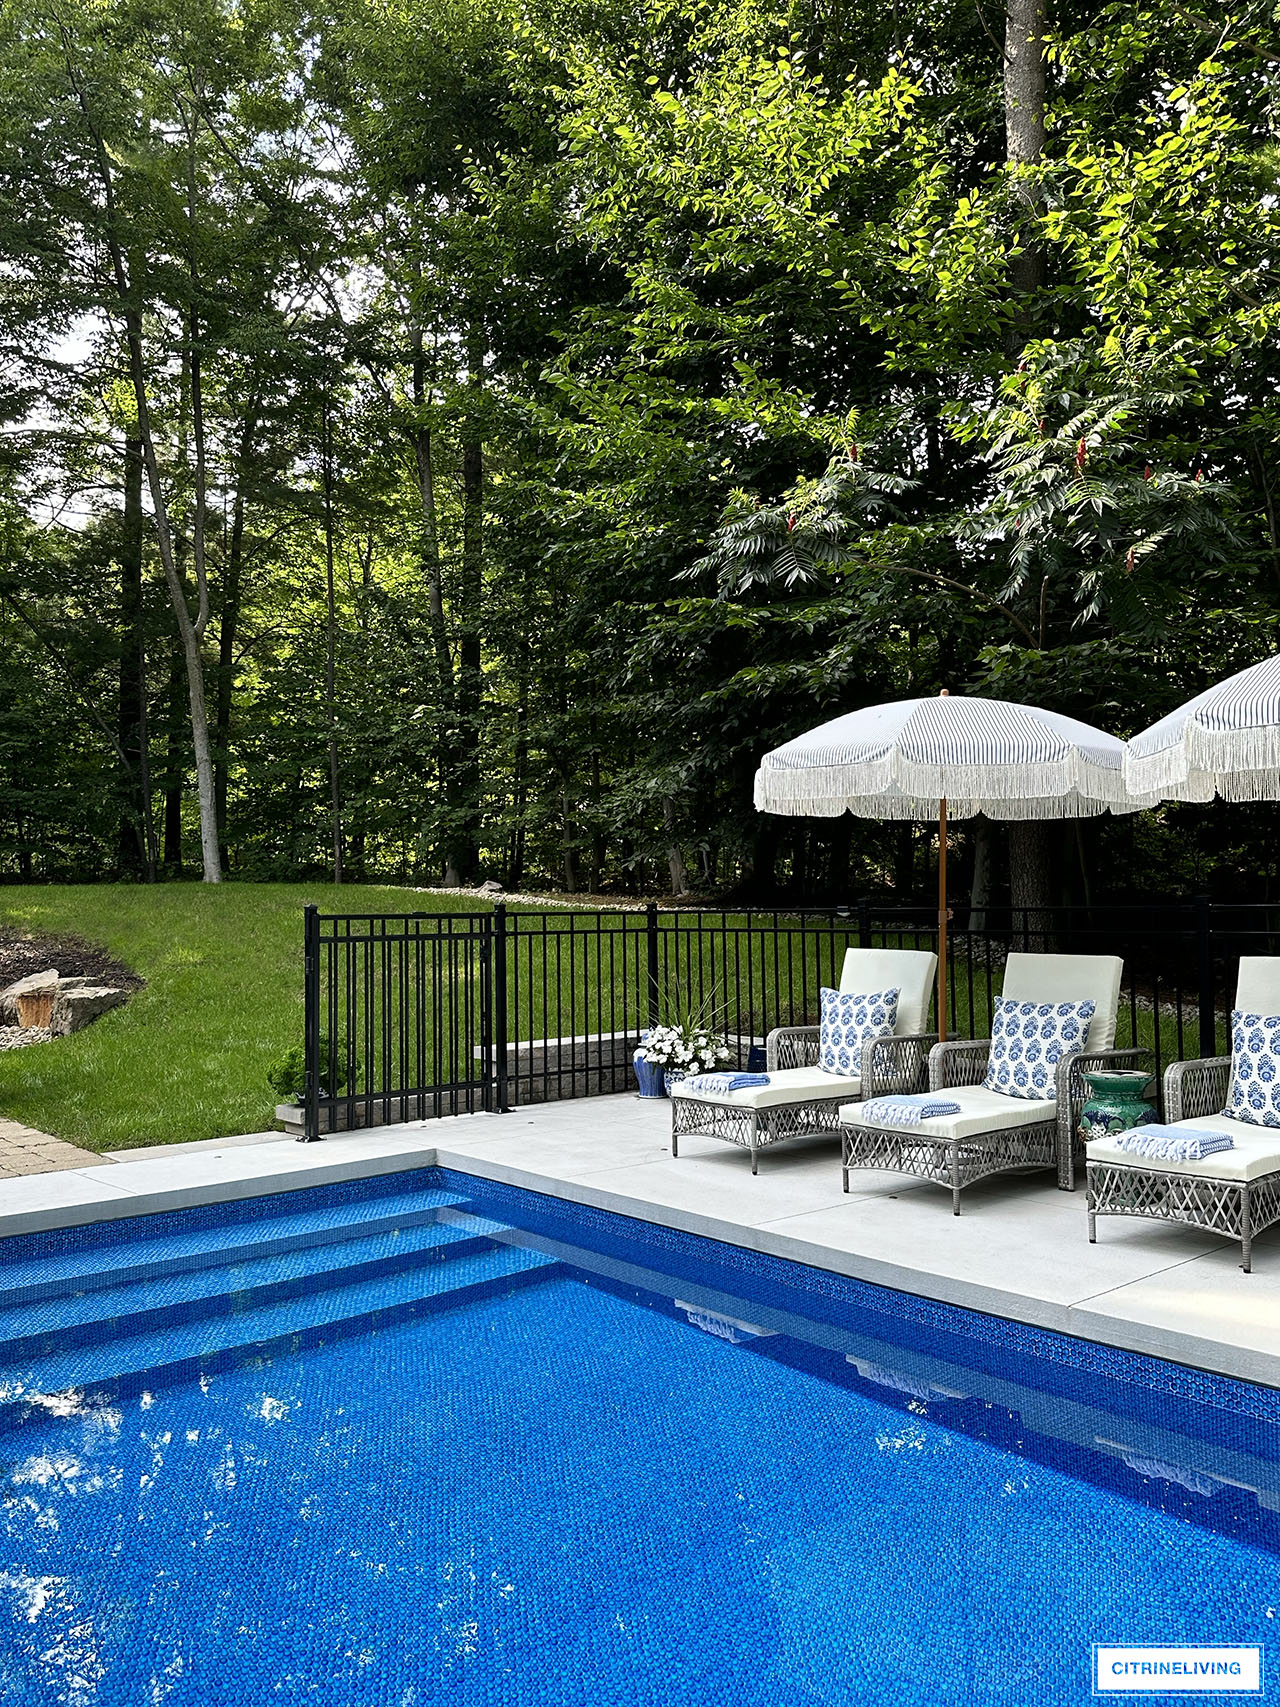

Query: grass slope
<box><xmin>0</xmin><ymin>884</ymin><xmax>480</xmax><ymax>1153</ymax></box>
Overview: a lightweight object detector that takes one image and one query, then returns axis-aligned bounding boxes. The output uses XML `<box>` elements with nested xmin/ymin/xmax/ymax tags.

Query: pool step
<box><xmin>0</xmin><ymin>1212</ymin><xmax>514</xmax><ymax>1365</ymax></box>
<box><xmin>0</xmin><ymin>1240</ymin><xmax>557</xmax><ymax>1410</ymax></box>
<box><xmin>0</xmin><ymin>1185</ymin><xmax>473</xmax><ymax>1309</ymax></box>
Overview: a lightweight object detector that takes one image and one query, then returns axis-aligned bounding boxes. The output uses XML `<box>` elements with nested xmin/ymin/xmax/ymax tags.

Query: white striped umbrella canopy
<box><xmin>1125</xmin><ymin>653</ymin><xmax>1280</xmax><ymax>803</ymax></box>
<box><xmin>755</xmin><ymin>694</ymin><xmax>1140</xmax><ymax>819</ymax></box>
<box><xmin>754</xmin><ymin>693</ymin><xmax>1145</xmax><ymax>1038</ymax></box>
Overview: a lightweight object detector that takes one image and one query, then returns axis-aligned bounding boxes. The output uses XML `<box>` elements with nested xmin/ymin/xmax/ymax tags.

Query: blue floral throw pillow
<box><xmin>818</xmin><ymin>987</ymin><xmax>899</xmax><ymax>1078</ymax></box>
<box><xmin>983</xmin><ymin>997</ymin><xmax>1096</xmax><ymax>1101</ymax></box>
<box><xmin>1226</xmin><ymin>1010</ymin><xmax>1280</xmax><ymax>1127</ymax></box>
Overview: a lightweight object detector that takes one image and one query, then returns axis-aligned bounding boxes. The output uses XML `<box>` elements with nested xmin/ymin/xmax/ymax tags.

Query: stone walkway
<box><xmin>0</xmin><ymin>1118</ymin><xmax>106</xmax><ymax>1177</ymax></box>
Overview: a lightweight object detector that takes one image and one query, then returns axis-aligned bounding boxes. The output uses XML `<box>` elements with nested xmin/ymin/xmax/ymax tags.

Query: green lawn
<box><xmin>0</xmin><ymin>883</ymin><xmax>1206</xmax><ymax>1154</ymax></box>
<box><xmin>0</xmin><ymin>884</ymin><xmax>483</xmax><ymax>1153</ymax></box>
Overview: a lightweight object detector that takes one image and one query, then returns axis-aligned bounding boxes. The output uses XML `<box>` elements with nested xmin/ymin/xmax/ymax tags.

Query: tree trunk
<box><xmin>663</xmin><ymin>796</ymin><xmax>689</xmax><ymax>897</ymax></box>
<box><xmin>452</xmin><ymin>425</ymin><xmax>483</xmax><ymax>883</ymax></box>
<box><xmin>828</xmin><ymin>816</ymin><xmax>852</xmax><ymax>902</ymax></box>
<box><xmin>322</xmin><ymin>391</ymin><xmax>343</xmax><ymax>884</ymax></box>
<box><xmin>893</xmin><ymin>824</ymin><xmax>915</xmax><ymax>896</ymax></box>
<box><xmin>116</xmin><ymin>433</ymin><xmax>153</xmax><ymax>878</ymax></box>
<box><xmin>214</xmin><ymin>404</ymin><xmax>258</xmax><ymax>861</ymax></box>
<box><xmin>1001</xmin><ymin>0</ymin><xmax>1057</xmax><ymax>929</ymax></box>
<box><xmin>509</xmin><ymin>679</ymin><xmax>528</xmax><ymax>891</ymax></box>
<box><xmin>561</xmin><ymin>780</ymin><xmax>578</xmax><ymax>893</ymax></box>
<box><xmin>408</xmin><ymin>319</ymin><xmax>459</xmax><ymax>884</ymax></box>
<box><xmin>968</xmin><ymin>815</ymin><xmax>993</xmax><ymax>934</ymax></box>
<box><xmin>65</xmin><ymin>3</ymin><xmax>221</xmax><ymax>880</ymax></box>
<box><xmin>163</xmin><ymin>645</ymin><xmax>184</xmax><ymax>870</ymax></box>
<box><xmin>1004</xmin><ymin>0</ymin><xmax>1048</xmax><ymax>325</ymax></box>
<box><xmin>746</xmin><ymin>817</ymin><xmax>780</xmax><ymax>899</ymax></box>
<box><xmin>1008</xmin><ymin>822</ymin><xmax>1056</xmax><ymax>950</ymax></box>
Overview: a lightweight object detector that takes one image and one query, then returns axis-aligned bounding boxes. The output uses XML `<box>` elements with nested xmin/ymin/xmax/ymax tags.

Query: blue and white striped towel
<box><xmin>1114</xmin><ymin>1124</ymin><xmax>1234</xmax><ymax>1161</ymax></box>
<box><xmin>680</xmin><ymin>1072</ymin><xmax>771</xmax><ymax>1094</ymax></box>
<box><xmin>859</xmin><ymin>1094</ymin><xmax>962</xmax><ymax>1127</ymax></box>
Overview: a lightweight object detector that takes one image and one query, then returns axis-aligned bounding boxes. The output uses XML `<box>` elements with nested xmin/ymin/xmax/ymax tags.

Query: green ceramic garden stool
<box><xmin>1078</xmin><ymin>1068</ymin><xmax>1157</xmax><ymax>1145</ymax></box>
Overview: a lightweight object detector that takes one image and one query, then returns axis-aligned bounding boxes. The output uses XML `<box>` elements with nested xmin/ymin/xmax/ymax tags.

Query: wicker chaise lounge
<box><xmin>1088</xmin><ymin>957</ymin><xmax>1280</xmax><ymax>1272</ymax></box>
<box><xmin>669</xmin><ymin>947</ymin><xmax>938</xmax><ymax>1175</ymax></box>
<box><xmin>839</xmin><ymin>952</ymin><xmax>1143</xmax><ymax>1213</ymax></box>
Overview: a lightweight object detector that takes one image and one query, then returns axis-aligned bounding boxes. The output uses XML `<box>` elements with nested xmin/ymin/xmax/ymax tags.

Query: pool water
<box><xmin>0</xmin><ymin>1167</ymin><xmax>1276</xmax><ymax>1706</ymax></box>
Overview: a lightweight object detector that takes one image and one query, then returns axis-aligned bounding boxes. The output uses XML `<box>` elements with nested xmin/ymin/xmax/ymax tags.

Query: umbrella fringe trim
<box><xmin>1125</xmin><ymin>724</ymin><xmax>1280</xmax><ymax>802</ymax></box>
<box><xmin>756</xmin><ymin>760</ymin><xmax>1135</xmax><ymax>816</ymax></box>
<box><xmin>753</xmin><ymin>794</ymin><xmax>1128</xmax><ymax>821</ymax></box>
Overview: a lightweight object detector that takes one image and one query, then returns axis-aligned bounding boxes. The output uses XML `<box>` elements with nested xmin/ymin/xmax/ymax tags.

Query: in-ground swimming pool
<box><xmin>0</xmin><ymin>1166</ymin><xmax>1276</xmax><ymax>1706</ymax></box>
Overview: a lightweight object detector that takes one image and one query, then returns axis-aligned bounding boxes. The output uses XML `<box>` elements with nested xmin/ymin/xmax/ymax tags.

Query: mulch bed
<box><xmin>0</xmin><ymin>930</ymin><xmax>143</xmax><ymax>992</ymax></box>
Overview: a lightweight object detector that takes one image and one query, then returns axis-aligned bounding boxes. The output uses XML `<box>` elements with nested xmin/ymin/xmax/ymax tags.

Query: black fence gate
<box><xmin>302</xmin><ymin>897</ymin><xmax>1280</xmax><ymax>1140</ymax></box>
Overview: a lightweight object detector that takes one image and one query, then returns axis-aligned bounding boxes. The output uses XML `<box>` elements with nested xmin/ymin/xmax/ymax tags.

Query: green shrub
<box><xmin>267</xmin><ymin>1036</ymin><xmax>354</xmax><ymax>1101</ymax></box>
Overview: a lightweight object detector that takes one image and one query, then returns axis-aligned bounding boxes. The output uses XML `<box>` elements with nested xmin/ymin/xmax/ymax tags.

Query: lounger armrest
<box><xmin>929</xmin><ymin>1039</ymin><xmax>991</xmax><ymax>1091</ymax></box>
<box><xmin>861</xmin><ymin>1032</ymin><xmax>938</xmax><ymax>1099</ymax></box>
<box><xmin>1165</xmin><ymin>1055</ymin><xmax>1232</xmax><ymax>1124</ymax></box>
<box><xmin>766</xmin><ymin>1025</ymin><xmax>821</xmax><ymax>1071</ymax></box>
<box><xmin>1057</xmin><ymin>1048</ymin><xmax>1154</xmax><ymax>1190</ymax></box>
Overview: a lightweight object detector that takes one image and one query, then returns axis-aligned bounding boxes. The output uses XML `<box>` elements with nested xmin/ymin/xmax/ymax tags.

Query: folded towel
<box><xmin>859</xmin><ymin>1093</ymin><xmax>962</xmax><ymax>1127</ymax></box>
<box><xmin>1114</xmin><ymin>1124</ymin><xmax>1234</xmax><ymax>1161</ymax></box>
<box><xmin>680</xmin><ymin>1071</ymin><xmax>771</xmax><ymax>1094</ymax></box>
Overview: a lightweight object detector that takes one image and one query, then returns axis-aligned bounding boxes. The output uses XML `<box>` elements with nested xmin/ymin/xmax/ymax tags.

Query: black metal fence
<box><xmin>301</xmin><ymin>897</ymin><xmax>1280</xmax><ymax>1139</ymax></box>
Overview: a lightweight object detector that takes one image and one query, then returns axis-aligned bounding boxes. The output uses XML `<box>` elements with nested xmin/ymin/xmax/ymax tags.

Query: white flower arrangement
<box><xmin>637</xmin><ymin>1022</ymin><xmax>728</xmax><ymax>1073</ymax></box>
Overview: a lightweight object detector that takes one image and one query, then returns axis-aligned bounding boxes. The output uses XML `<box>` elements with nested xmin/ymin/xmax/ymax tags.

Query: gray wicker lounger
<box><xmin>669</xmin><ymin>946</ymin><xmax>937</xmax><ymax>1174</ymax></box>
<box><xmin>839</xmin><ymin>952</ymin><xmax>1145</xmax><ymax>1213</ymax></box>
<box><xmin>1088</xmin><ymin>956</ymin><xmax>1280</xmax><ymax>1272</ymax></box>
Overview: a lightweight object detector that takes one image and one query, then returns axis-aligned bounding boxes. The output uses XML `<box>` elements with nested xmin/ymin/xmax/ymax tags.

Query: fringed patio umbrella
<box><xmin>1125</xmin><ymin>652</ymin><xmax>1280</xmax><ymax>803</ymax></box>
<box><xmin>754</xmin><ymin>692</ymin><xmax>1144</xmax><ymax>1039</ymax></box>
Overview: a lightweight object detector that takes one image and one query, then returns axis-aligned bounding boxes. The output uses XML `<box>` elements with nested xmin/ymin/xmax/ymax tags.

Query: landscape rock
<box><xmin>0</xmin><ymin>968</ymin><xmax>58</xmax><ymax>1025</ymax></box>
<box><xmin>51</xmin><ymin>985</ymin><xmax>128</xmax><ymax>1037</ymax></box>
<box><xmin>477</xmin><ymin>879</ymin><xmax>505</xmax><ymax>897</ymax></box>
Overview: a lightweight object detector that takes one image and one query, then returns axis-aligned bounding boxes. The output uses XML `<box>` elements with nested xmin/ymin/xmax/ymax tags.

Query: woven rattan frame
<box><xmin>839</xmin><ymin>1039</ymin><xmax>1147</xmax><ymax>1213</ymax></box>
<box><xmin>1087</xmin><ymin>1159</ymin><xmax>1280</xmax><ymax>1272</ymax></box>
<box><xmin>1087</xmin><ymin>1051</ymin><xmax>1280</xmax><ymax>1271</ymax></box>
<box><xmin>1165</xmin><ymin>1056</ymin><xmax>1232</xmax><ymax>1124</ymax></box>
<box><xmin>670</xmin><ymin>1030</ymin><xmax>935</xmax><ymax>1175</ymax></box>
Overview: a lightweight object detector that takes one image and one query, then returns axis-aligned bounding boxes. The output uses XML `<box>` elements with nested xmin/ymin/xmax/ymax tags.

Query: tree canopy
<box><xmin>0</xmin><ymin>0</ymin><xmax>1277</xmax><ymax>906</ymax></box>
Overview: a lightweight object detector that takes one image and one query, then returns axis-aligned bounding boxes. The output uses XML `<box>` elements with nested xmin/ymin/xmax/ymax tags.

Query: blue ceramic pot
<box><xmin>633</xmin><ymin>1050</ymin><xmax>667</xmax><ymax>1099</ymax></box>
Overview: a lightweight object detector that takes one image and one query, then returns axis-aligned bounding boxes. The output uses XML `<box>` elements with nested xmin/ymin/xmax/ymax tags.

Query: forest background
<box><xmin>1</xmin><ymin>0</ymin><xmax>1278</xmax><ymax>917</ymax></box>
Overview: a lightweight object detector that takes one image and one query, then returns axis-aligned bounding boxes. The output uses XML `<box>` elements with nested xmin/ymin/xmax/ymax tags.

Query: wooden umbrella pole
<box><xmin>938</xmin><ymin>795</ymin><xmax>948</xmax><ymax>1042</ymax></box>
<box><xmin>937</xmin><ymin>687</ymin><xmax>950</xmax><ymax>1042</ymax></box>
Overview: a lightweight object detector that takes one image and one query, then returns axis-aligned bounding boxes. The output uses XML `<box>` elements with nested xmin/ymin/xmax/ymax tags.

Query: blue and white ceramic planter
<box><xmin>633</xmin><ymin>1050</ymin><xmax>667</xmax><ymax>1099</ymax></box>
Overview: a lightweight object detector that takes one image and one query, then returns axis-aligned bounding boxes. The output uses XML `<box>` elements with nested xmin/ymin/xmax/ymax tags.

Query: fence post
<box><xmin>302</xmin><ymin>904</ymin><xmax>321</xmax><ymax>1143</ymax></box>
<box><xmin>1195</xmin><ymin>892</ymin><xmax>1216</xmax><ymax>1059</ymax></box>
<box><xmin>493</xmin><ymin>903</ymin><xmax>509</xmax><ymax>1113</ymax></box>
<box><xmin>646</xmin><ymin>902</ymin><xmax>660</xmax><ymax>1029</ymax></box>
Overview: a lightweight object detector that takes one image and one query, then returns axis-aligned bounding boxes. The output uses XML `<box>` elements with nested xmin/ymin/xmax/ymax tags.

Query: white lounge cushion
<box><xmin>1238</xmin><ymin>957</ymin><xmax>1280</xmax><ymax>1016</ymax></box>
<box><xmin>838</xmin><ymin>1085</ymin><xmax>1055</xmax><ymax>1140</ymax></box>
<box><xmin>837</xmin><ymin>947</ymin><xmax>936</xmax><ymax>1035</ymax></box>
<box><xmin>1002</xmin><ymin>952</ymin><xmax>1123</xmax><ymax>1054</ymax></box>
<box><xmin>1088</xmin><ymin>1115</ymin><xmax>1280</xmax><ymax>1183</ymax></box>
<box><xmin>672</xmin><ymin>1064</ymin><xmax>861</xmax><ymax>1110</ymax></box>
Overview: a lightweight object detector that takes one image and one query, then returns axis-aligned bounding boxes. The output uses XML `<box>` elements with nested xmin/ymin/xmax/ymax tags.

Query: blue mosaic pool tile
<box><xmin>0</xmin><ymin>1242</ymin><xmax>559</xmax><ymax>1412</ymax></box>
<box><xmin>0</xmin><ymin>1213</ymin><xmax>511</xmax><ymax>1362</ymax></box>
<box><xmin>0</xmin><ymin>1181</ymin><xmax>468</xmax><ymax>1305</ymax></box>
<box><xmin>436</xmin><ymin>1166</ymin><xmax>1280</xmax><ymax>1431</ymax></box>
<box><xmin>2</xmin><ymin>1268</ymin><xmax>1275</xmax><ymax>1707</ymax></box>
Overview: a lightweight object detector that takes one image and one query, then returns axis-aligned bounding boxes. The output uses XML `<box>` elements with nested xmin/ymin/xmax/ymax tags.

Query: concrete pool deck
<box><xmin>1</xmin><ymin>1093</ymin><xmax>1278</xmax><ymax>1388</ymax></box>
